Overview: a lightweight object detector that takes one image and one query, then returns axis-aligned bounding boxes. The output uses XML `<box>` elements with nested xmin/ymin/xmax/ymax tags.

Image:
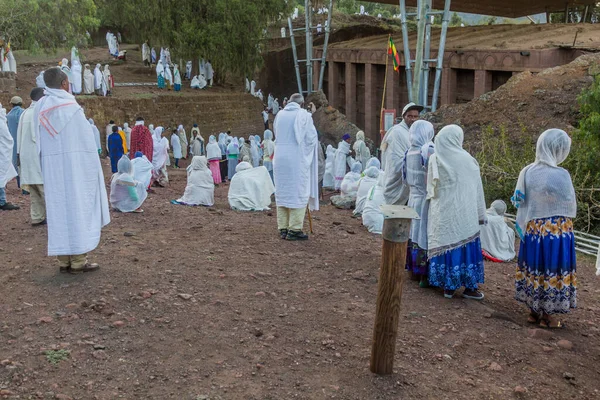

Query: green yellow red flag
<box><xmin>387</xmin><ymin>36</ymin><xmax>400</xmax><ymax>72</ymax></box>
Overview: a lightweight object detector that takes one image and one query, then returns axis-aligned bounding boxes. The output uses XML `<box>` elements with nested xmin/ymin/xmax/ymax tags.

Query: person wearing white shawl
<box><xmin>404</xmin><ymin>120</ymin><xmax>436</xmax><ymax>287</ymax></box>
<box><xmin>381</xmin><ymin>102</ymin><xmax>422</xmax><ymax>205</ymax></box>
<box><xmin>340</xmin><ymin>161</ymin><xmax>362</xmax><ymax>198</ymax></box>
<box><xmin>151</xmin><ymin>47</ymin><xmax>157</xmax><ymax>64</ymax></box>
<box><xmin>122</xmin><ymin>122</ymin><xmax>132</xmax><ymax>148</ymax></box>
<box><xmin>480</xmin><ymin>200</ymin><xmax>516</xmax><ymax>262</ymax></box>
<box><xmin>70</xmin><ymin>47</ymin><xmax>82</xmax><ymax>95</ymax></box>
<box><xmin>103</xmin><ymin>65</ymin><xmax>112</xmax><ymax>96</ymax></box>
<box><xmin>83</xmin><ymin>64</ymin><xmax>94</xmax><ymax>94</ymax></box>
<box><xmin>110</xmin><ymin>155</ymin><xmax>147</xmax><ymax>213</ymax></box>
<box><xmin>249</xmin><ymin>135</ymin><xmax>260</xmax><ymax>168</ymax></box>
<box><xmin>250</xmin><ymin>80</ymin><xmax>256</xmax><ymax>95</ymax></box>
<box><xmin>353</xmin><ymin>131</ymin><xmax>370</xmax><ymax>171</ymax></box>
<box><xmin>36</xmin><ymin>71</ymin><xmax>46</xmax><ymax>88</ymax></box>
<box><xmin>164</xmin><ymin>63</ymin><xmax>173</xmax><ymax>89</ymax></box>
<box><xmin>272</xmin><ymin>98</ymin><xmax>280</xmax><ymax>115</ymax></box>
<box><xmin>151</xmin><ymin>126</ymin><xmax>169</xmax><ymax>187</ymax></box>
<box><xmin>362</xmin><ymin>173</ymin><xmax>386</xmax><ymax>234</ymax></box>
<box><xmin>268</xmin><ymin>93</ymin><xmax>274</xmax><ymax>111</ymax></box>
<box><xmin>174</xmin><ymin>156</ymin><xmax>214</xmax><ymax>206</ymax></box>
<box><xmin>93</xmin><ymin>64</ymin><xmax>103</xmax><ymax>95</ymax></box>
<box><xmin>176</xmin><ymin>125</ymin><xmax>188</xmax><ymax>158</ymax></box>
<box><xmin>190</xmin><ymin>125</ymin><xmax>204</xmax><ymax>156</ymax></box>
<box><xmin>262</xmin><ymin>129</ymin><xmax>275</xmax><ymax>182</ymax></box>
<box><xmin>245</xmin><ymin>77</ymin><xmax>250</xmax><ymax>92</ymax></box>
<box><xmin>426</xmin><ymin>125</ymin><xmax>486</xmax><ymax>300</ymax></box>
<box><xmin>511</xmin><ymin>129</ymin><xmax>576</xmax><ymax>327</ymax></box>
<box><xmin>0</xmin><ymin>46</ymin><xmax>10</xmax><ymax>72</ymax></box>
<box><xmin>206</xmin><ymin>135</ymin><xmax>222</xmax><ymax>184</ymax></box>
<box><xmin>226</xmin><ymin>137</ymin><xmax>239</xmax><ymax>180</ymax></box>
<box><xmin>185</xmin><ymin>61</ymin><xmax>192</xmax><ymax>79</ymax></box>
<box><xmin>205</xmin><ymin>60</ymin><xmax>214</xmax><ymax>86</ymax></box>
<box><xmin>239</xmin><ymin>137</ymin><xmax>250</xmax><ymax>164</ymax></box>
<box><xmin>156</xmin><ymin>60</ymin><xmax>166</xmax><ymax>89</ymax></box>
<box><xmin>323</xmin><ymin>144</ymin><xmax>336</xmax><ymax>189</ymax></box>
<box><xmin>131</xmin><ymin>151</ymin><xmax>153</xmax><ymax>189</ymax></box>
<box><xmin>17</xmin><ymin>88</ymin><xmax>46</xmax><ymax>222</ymax></box>
<box><xmin>272</xmin><ymin>93</ymin><xmax>319</xmax><ymax>241</ymax></box>
<box><xmin>0</xmin><ymin>102</ymin><xmax>19</xmax><ymax>211</ymax></box>
<box><xmin>173</xmin><ymin>63</ymin><xmax>182</xmax><ymax>91</ymax></box>
<box><xmin>333</xmin><ymin>134</ymin><xmax>353</xmax><ymax>190</ymax></box>
<box><xmin>170</xmin><ymin>129</ymin><xmax>182</xmax><ymax>168</ymax></box>
<box><xmin>353</xmin><ymin>158</ymin><xmax>380</xmax><ymax>217</ymax></box>
<box><xmin>142</xmin><ymin>41</ymin><xmax>151</xmax><ymax>66</ymax></box>
<box><xmin>60</xmin><ymin>58</ymin><xmax>73</xmax><ymax>93</ymax></box>
<box><xmin>88</xmin><ymin>118</ymin><xmax>102</xmax><ymax>155</ymax></box>
<box><xmin>228</xmin><ymin>161</ymin><xmax>275</xmax><ymax>211</ymax></box>
<box><xmin>35</xmin><ymin>67</ymin><xmax>110</xmax><ymax>273</ymax></box>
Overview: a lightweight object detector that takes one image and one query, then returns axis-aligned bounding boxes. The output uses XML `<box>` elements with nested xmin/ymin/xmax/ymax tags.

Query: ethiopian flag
<box><xmin>388</xmin><ymin>36</ymin><xmax>400</xmax><ymax>72</ymax></box>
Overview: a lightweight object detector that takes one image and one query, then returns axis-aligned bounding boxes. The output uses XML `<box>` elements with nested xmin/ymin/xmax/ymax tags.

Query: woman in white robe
<box><xmin>323</xmin><ymin>144</ymin><xmax>336</xmax><ymax>189</ymax></box>
<box><xmin>340</xmin><ymin>161</ymin><xmax>362</xmax><ymax>198</ymax></box>
<box><xmin>131</xmin><ymin>151</ymin><xmax>153</xmax><ymax>189</ymax></box>
<box><xmin>103</xmin><ymin>65</ymin><xmax>112</xmax><ymax>95</ymax></box>
<box><xmin>110</xmin><ymin>156</ymin><xmax>147</xmax><ymax>213</ymax></box>
<box><xmin>36</xmin><ymin>71</ymin><xmax>45</xmax><ymax>88</ymax></box>
<box><xmin>353</xmin><ymin>130</ymin><xmax>370</xmax><ymax>172</ymax></box>
<box><xmin>250</xmin><ymin>80</ymin><xmax>256</xmax><ymax>95</ymax></box>
<box><xmin>333</xmin><ymin>137</ymin><xmax>352</xmax><ymax>190</ymax></box>
<box><xmin>262</xmin><ymin>129</ymin><xmax>275</xmax><ymax>182</ymax></box>
<box><xmin>174</xmin><ymin>156</ymin><xmax>214</xmax><ymax>206</ymax></box>
<box><xmin>151</xmin><ymin>127</ymin><xmax>169</xmax><ymax>186</ymax></box>
<box><xmin>60</xmin><ymin>58</ymin><xmax>73</xmax><ymax>92</ymax></box>
<box><xmin>353</xmin><ymin>158</ymin><xmax>381</xmax><ymax>217</ymax></box>
<box><xmin>170</xmin><ymin>131</ymin><xmax>182</xmax><ymax>168</ymax></box>
<box><xmin>272</xmin><ymin>99</ymin><xmax>280</xmax><ymax>115</ymax></box>
<box><xmin>142</xmin><ymin>41</ymin><xmax>151</xmax><ymax>65</ymax></box>
<box><xmin>83</xmin><ymin>64</ymin><xmax>94</xmax><ymax>94</ymax></box>
<box><xmin>362</xmin><ymin>174</ymin><xmax>386</xmax><ymax>234</ymax></box>
<box><xmin>480</xmin><ymin>200</ymin><xmax>516</xmax><ymax>262</ymax></box>
<box><xmin>249</xmin><ymin>135</ymin><xmax>260</xmax><ymax>168</ymax></box>
<box><xmin>70</xmin><ymin>47</ymin><xmax>82</xmax><ymax>94</ymax></box>
<box><xmin>228</xmin><ymin>162</ymin><xmax>275</xmax><ymax>211</ymax></box>
<box><xmin>164</xmin><ymin>63</ymin><xmax>173</xmax><ymax>89</ymax></box>
<box><xmin>93</xmin><ymin>64</ymin><xmax>103</xmax><ymax>95</ymax></box>
<box><xmin>239</xmin><ymin>137</ymin><xmax>250</xmax><ymax>163</ymax></box>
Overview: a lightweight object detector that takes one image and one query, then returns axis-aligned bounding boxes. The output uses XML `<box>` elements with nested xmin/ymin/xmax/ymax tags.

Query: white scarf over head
<box><xmin>512</xmin><ymin>129</ymin><xmax>576</xmax><ymax>239</ymax></box>
<box><xmin>0</xmin><ymin>105</ymin><xmax>17</xmax><ymax>186</ymax></box>
<box><xmin>480</xmin><ymin>200</ymin><xmax>516</xmax><ymax>261</ymax></box>
<box><xmin>206</xmin><ymin>135</ymin><xmax>221</xmax><ymax>160</ymax></box>
<box><xmin>426</xmin><ymin>124</ymin><xmax>486</xmax><ymax>256</ymax></box>
<box><xmin>177</xmin><ymin>156</ymin><xmax>214</xmax><ymax>206</ymax></box>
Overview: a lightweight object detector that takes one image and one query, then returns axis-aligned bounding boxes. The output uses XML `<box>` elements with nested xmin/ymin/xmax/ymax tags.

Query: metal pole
<box><xmin>411</xmin><ymin>0</ymin><xmax>427</xmax><ymax>104</ymax></box>
<box><xmin>399</xmin><ymin>0</ymin><xmax>413</xmax><ymax>103</ymax></box>
<box><xmin>288</xmin><ymin>17</ymin><xmax>303</xmax><ymax>95</ymax></box>
<box><xmin>318</xmin><ymin>0</ymin><xmax>333</xmax><ymax>91</ymax></box>
<box><xmin>422</xmin><ymin>0</ymin><xmax>433</xmax><ymax>108</ymax></box>
<box><xmin>430</xmin><ymin>0</ymin><xmax>451</xmax><ymax>112</ymax></box>
<box><xmin>305</xmin><ymin>0</ymin><xmax>313</xmax><ymax>95</ymax></box>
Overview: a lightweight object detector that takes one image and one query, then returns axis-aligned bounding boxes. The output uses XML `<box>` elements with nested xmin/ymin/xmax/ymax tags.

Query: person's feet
<box><xmin>22</xmin><ymin>190</ymin><xmax>30</xmax><ymax>195</ymax></box>
<box><xmin>69</xmin><ymin>263</ymin><xmax>100</xmax><ymax>275</ymax></box>
<box><xmin>279</xmin><ymin>229</ymin><xmax>288</xmax><ymax>239</ymax></box>
<box><xmin>443</xmin><ymin>289</ymin><xmax>454</xmax><ymax>299</ymax></box>
<box><xmin>286</xmin><ymin>230</ymin><xmax>309</xmax><ymax>241</ymax></box>
<box><xmin>0</xmin><ymin>202</ymin><xmax>20</xmax><ymax>211</ymax></box>
<box><xmin>32</xmin><ymin>219</ymin><xmax>47</xmax><ymax>226</ymax></box>
<box><xmin>462</xmin><ymin>289</ymin><xmax>485</xmax><ymax>300</ymax></box>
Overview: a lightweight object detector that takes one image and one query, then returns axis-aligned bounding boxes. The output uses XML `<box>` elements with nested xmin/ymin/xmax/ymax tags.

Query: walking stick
<box><xmin>306</xmin><ymin>205</ymin><xmax>314</xmax><ymax>234</ymax></box>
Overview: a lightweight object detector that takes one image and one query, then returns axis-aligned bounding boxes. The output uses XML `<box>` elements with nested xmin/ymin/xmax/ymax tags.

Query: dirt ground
<box><xmin>1</xmin><ymin>157</ymin><xmax>600</xmax><ymax>400</ymax></box>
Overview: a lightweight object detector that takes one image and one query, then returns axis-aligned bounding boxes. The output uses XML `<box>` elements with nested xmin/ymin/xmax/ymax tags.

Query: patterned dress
<box><xmin>515</xmin><ymin>216</ymin><xmax>577</xmax><ymax>314</ymax></box>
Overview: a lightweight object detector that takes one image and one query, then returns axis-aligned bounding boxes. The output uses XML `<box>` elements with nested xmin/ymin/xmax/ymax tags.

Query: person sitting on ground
<box><xmin>480</xmin><ymin>200</ymin><xmax>516</xmax><ymax>262</ymax></box>
<box><xmin>353</xmin><ymin>158</ymin><xmax>381</xmax><ymax>217</ymax></box>
<box><xmin>228</xmin><ymin>158</ymin><xmax>275</xmax><ymax>211</ymax></box>
<box><xmin>362</xmin><ymin>173</ymin><xmax>386</xmax><ymax>234</ymax></box>
<box><xmin>340</xmin><ymin>161</ymin><xmax>363</xmax><ymax>199</ymax></box>
<box><xmin>108</xmin><ymin>125</ymin><xmax>125</xmax><ymax>173</ymax></box>
<box><xmin>131</xmin><ymin>151</ymin><xmax>153</xmax><ymax>190</ymax></box>
<box><xmin>110</xmin><ymin>155</ymin><xmax>147</xmax><ymax>213</ymax></box>
<box><xmin>172</xmin><ymin>156</ymin><xmax>215</xmax><ymax>207</ymax></box>
<box><xmin>333</xmin><ymin>133</ymin><xmax>353</xmax><ymax>190</ymax></box>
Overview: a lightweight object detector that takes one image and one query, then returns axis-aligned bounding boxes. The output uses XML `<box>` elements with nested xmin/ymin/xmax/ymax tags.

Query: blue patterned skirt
<box><xmin>515</xmin><ymin>216</ymin><xmax>577</xmax><ymax>315</ymax></box>
<box><xmin>428</xmin><ymin>237</ymin><xmax>485</xmax><ymax>290</ymax></box>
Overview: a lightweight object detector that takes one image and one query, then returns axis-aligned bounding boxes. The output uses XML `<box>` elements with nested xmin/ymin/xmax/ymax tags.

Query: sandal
<box><xmin>443</xmin><ymin>290</ymin><xmax>454</xmax><ymax>299</ymax></box>
<box><xmin>539</xmin><ymin>317</ymin><xmax>565</xmax><ymax>329</ymax></box>
<box><xmin>527</xmin><ymin>311</ymin><xmax>540</xmax><ymax>324</ymax></box>
<box><xmin>132</xmin><ymin>209</ymin><xmax>144</xmax><ymax>213</ymax></box>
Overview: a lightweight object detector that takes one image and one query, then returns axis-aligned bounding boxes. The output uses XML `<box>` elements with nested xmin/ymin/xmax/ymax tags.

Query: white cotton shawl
<box><xmin>228</xmin><ymin>165</ymin><xmax>275</xmax><ymax>211</ymax></box>
<box><xmin>131</xmin><ymin>155</ymin><xmax>152</xmax><ymax>188</ymax></box>
<box><xmin>0</xmin><ymin>106</ymin><xmax>17</xmax><ymax>186</ymax></box>
<box><xmin>480</xmin><ymin>200</ymin><xmax>516</xmax><ymax>261</ymax></box>
<box><xmin>88</xmin><ymin>119</ymin><xmax>101</xmax><ymax>152</ymax></box>
<box><xmin>110</xmin><ymin>156</ymin><xmax>148</xmax><ymax>212</ymax></box>
<box><xmin>353</xmin><ymin>166</ymin><xmax>380</xmax><ymax>216</ymax></box>
<box><xmin>35</xmin><ymin>87</ymin><xmax>110</xmax><ymax>256</ymax></box>
<box><xmin>16</xmin><ymin>103</ymin><xmax>43</xmax><ymax>186</ymax></box>
<box><xmin>333</xmin><ymin>140</ymin><xmax>351</xmax><ymax>190</ymax></box>
<box><xmin>206</xmin><ymin>136</ymin><xmax>221</xmax><ymax>160</ymax></box>
<box><xmin>362</xmin><ymin>174</ymin><xmax>386</xmax><ymax>234</ymax></box>
<box><xmin>177</xmin><ymin>156</ymin><xmax>214</xmax><ymax>206</ymax></box>
<box><xmin>83</xmin><ymin>65</ymin><xmax>94</xmax><ymax>94</ymax></box>
<box><xmin>340</xmin><ymin>161</ymin><xmax>362</xmax><ymax>198</ymax></box>
<box><xmin>353</xmin><ymin>131</ymin><xmax>370</xmax><ymax>172</ymax></box>
<box><xmin>273</xmin><ymin>102</ymin><xmax>319</xmax><ymax>211</ymax></box>
<box><xmin>152</xmin><ymin>127</ymin><xmax>168</xmax><ymax>173</ymax></box>
<box><xmin>512</xmin><ymin>129</ymin><xmax>576</xmax><ymax>239</ymax></box>
<box><xmin>426</xmin><ymin>125</ymin><xmax>486</xmax><ymax>257</ymax></box>
<box><xmin>382</xmin><ymin>120</ymin><xmax>411</xmax><ymax>205</ymax></box>
<box><xmin>323</xmin><ymin>144</ymin><xmax>336</xmax><ymax>188</ymax></box>
<box><xmin>250</xmin><ymin>139</ymin><xmax>260</xmax><ymax>167</ymax></box>
<box><xmin>156</xmin><ymin>60</ymin><xmax>164</xmax><ymax>77</ymax></box>
<box><xmin>93</xmin><ymin>64</ymin><xmax>103</xmax><ymax>90</ymax></box>
<box><xmin>171</xmin><ymin>133</ymin><xmax>182</xmax><ymax>159</ymax></box>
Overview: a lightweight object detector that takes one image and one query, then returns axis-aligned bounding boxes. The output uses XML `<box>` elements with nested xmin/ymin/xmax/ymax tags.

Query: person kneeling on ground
<box><xmin>353</xmin><ymin>158</ymin><xmax>381</xmax><ymax>217</ymax></box>
<box><xmin>131</xmin><ymin>151</ymin><xmax>153</xmax><ymax>190</ymax></box>
<box><xmin>480</xmin><ymin>200</ymin><xmax>516</xmax><ymax>262</ymax></box>
<box><xmin>340</xmin><ymin>161</ymin><xmax>362</xmax><ymax>198</ymax></box>
<box><xmin>228</xmin><ymin>158</ymin><xmax>275</xmax><ymax>212</ymax></box>
<box><xmin>110</xmin><ymin>155</ymin><xmax>147</xmax><ymax>213</ymax></box>
<box><xmin>361</xmin><ymin>173</ymin><xmax>386</xmax><ymax>234</ymax></box>
<box><xmin>172</xmin><ymin>156</ymin><xmax>215</xmax><ymax>207</ymax></box>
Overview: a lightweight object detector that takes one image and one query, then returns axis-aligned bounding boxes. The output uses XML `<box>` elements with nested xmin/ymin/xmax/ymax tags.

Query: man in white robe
<box><xmin>35</xmin><ymin>67</ymin><xmax>110</xmax><ymax>273</ymax></box>
<box><xmin>0</xmin><ymin>102</ymin><xmax>19</xmax><ymax>210</ymax></box>
<box><xmin>17</xmin><ymin>88</ymin><xmax>46</xmax><ymax>224</ymax></box>
<box><xmin>381</xmin><ymin>102</ymin><xmax>422</xmax><ymax>205</ymax></box>
<box><xmin>273</xmin><ymin>93</ymin><xmax>319</xmax><ymax>241</ymax></box>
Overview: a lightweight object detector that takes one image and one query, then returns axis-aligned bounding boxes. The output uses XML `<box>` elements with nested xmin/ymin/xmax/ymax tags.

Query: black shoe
<box><xmin>32</xmin><ymin>219</ymin><xmax>47</xmax><ymax>226</ymax></box>
<box><xmin>286</xmin><ymin>230</ymin><xmax>309</xmax><ymax>241</ymax></box>
<box><xmin>0</xmin><ymin>202</ymin><xmax>20</xmax><ymax>211</ymax></box>
<box><xmin>279</xmin><ymin>229</ymin><xmax>288</xmax><ymax>239</ymax></box>
<box><xmin>22</xmin><ymin>190</ymin><xmax>30</xmax><ymax>195</ymax></box>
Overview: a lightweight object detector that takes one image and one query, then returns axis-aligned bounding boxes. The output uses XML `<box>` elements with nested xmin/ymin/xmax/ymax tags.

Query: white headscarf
<box><xmin>110</xmin><ymin>155</ymin><xmax>148</xmax><ymax>213</ymax></box>
<box><xmin>206</xmin><ymin>135</ymin><xmax>221</xmax><ymax>160</ymax></box>
<box><xmin>512</xmin><ymin>129</ymin><xmax>576</xmax><ymax>239</ymax></box>
<box><xmin>93</xmin><ymin>64</ymin><xmax>103</xmax><ymax>89</ymax></box>
<box><xmin>152</xmin><ymin>126</ymin><xmax>168</xmax><ymax>172</ymax></box>
<box><xmin>156</xmin><ymin>60</ymin><xmax>164</xmax><ymax>77</ymax></box>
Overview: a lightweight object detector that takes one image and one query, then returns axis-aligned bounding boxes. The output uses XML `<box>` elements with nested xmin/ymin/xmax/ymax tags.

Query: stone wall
<box><xmin>0</xmin><ymin>72</ymin><xmax>16</xmax><ymax>94</ymax></box>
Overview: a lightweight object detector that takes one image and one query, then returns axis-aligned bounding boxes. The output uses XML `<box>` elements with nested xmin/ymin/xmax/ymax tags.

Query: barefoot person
<box><xmin>273</xmin><ymin>93</ymin><xmax>319</xmax><ymax>241</ymax></box>
<box><xmin>512</xmin><ymin>129</ymin><xmax>576</xmax><ymax>328</ymax></box>
<box><xmin>36</xmin><ymin>67</ymin><xmax>110</xmax><ymax>274</ymax></box>
<box><xmin>426</xmin><ymin>125</ymin><xmax>486</xmax><ymax>300</ymax></box>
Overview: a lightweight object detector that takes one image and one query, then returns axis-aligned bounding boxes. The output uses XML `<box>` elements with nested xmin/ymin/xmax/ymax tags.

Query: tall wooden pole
<box><xmin>370</xmin><ymin>205</ymin><xmax>418</xmax><ymax>375</ymax></box>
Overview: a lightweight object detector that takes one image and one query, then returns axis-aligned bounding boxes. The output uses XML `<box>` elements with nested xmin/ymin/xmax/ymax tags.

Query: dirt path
<box><xmin>0</xmin><ymin>158</ymin><xmax>599</xmax><ymax>400</ymax></box>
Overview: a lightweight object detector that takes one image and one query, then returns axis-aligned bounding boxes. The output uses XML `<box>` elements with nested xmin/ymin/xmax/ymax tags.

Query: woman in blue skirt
<box><xmin>426</xmin><ymin>125</ymin><xmax>487</xmax><ymax>300</ymax></box>
<box><xmin>512</xmin><ymin>129</ymin><xmax>577</xmax><ymax>328</ymax></box>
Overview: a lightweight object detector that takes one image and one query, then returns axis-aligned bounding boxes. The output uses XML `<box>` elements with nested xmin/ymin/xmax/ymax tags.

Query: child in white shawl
<box><xmin>362</xmin><ymin>173</ymin><xmax>386</xmax><ymax>234</ymax></box>
<box><xmin>480</xmin><ymin>200</ymin><xmax>516</xmax><ymax>262</ymax></box>
<box><xmin>340</xmin><ymin>161</ymin><xmax>362</xmax><ymax>198</ymax></box>
<box><xmin>353</xmin><ymin>158</ymin><xmax>381</xmax><ymax>217</ymax></box>
<box><xmin>110</xmin><ymin>156</ymin><xmax>147</xmax><ymax>213</ymax></box>
<box><xmin>323</xmin><ymin>144</ymin><xmax>336</xmax><ymax>189</ymax></box>
<box><xmin>173</xmin><ymin>156</ymin><xmax>214</xmax><ymax>206</ymax></box>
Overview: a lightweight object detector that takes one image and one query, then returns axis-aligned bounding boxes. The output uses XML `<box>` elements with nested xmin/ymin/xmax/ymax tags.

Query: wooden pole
<box><xmin>370</xmin><ymin>205</ymin><xmax>418</xmax><ymax>375</ymax></box>
<box><xmin>381</xmin><ymin>34</ymin><xmax>390</xmax><ymax>114</ymax></box>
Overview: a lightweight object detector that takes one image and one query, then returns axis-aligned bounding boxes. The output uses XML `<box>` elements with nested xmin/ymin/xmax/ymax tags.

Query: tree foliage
<box><xmin>96</xmin><ymin>0</ymin><xmax>290</xmax><ymax>79</ymax></box>
<box><xmin>0</xmin><ymin>0</ymin><xmax>99</xmax><ymax>50</ymax></box>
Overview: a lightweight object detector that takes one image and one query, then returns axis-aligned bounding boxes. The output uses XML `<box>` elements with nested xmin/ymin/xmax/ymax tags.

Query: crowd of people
<box><xmin>0</xmin><ymin>62</ymin><xmax>581</xmax><ymax>328</ymax></box>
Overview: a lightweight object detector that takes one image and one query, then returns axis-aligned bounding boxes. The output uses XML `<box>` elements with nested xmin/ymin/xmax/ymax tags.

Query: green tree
<box><xmin>0</xmin><ymin>0</ymin><xmax>99</xmax><ymax>50</ymax></box>
<box><xmin>449</xmin><ymin>12</ymin><xmax>463</xmax><ymax>26</ymax></box>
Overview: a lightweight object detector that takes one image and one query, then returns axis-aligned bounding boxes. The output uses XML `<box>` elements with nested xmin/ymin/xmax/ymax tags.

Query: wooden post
<box><xmin>370</xmin><ymin>205</ymin><xmax>419</xmax><ymax>375</ymax></box>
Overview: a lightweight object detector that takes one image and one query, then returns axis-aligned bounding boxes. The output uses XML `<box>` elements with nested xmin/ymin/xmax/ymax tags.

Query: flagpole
<box><xmin>381</xmin><ymin>34</ymin><xmax>390</xmax><ymax>115</ymax></box>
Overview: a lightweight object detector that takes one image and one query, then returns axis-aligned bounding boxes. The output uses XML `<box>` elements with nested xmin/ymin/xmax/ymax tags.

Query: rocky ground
<box><xmin>1</xmin><ymin>158</ymin><xmax>600</xmax><ymax>400</ymax></box>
